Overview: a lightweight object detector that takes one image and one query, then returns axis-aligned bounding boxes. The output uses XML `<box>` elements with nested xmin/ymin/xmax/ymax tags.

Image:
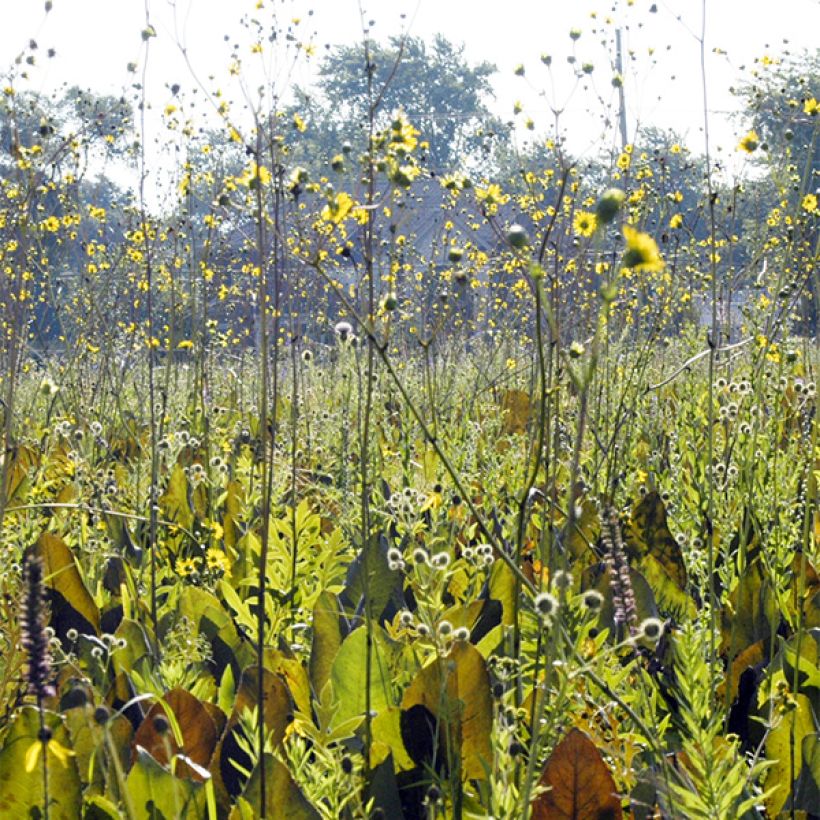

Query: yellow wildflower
<box><xmin>622</xmin><ymin>225</ymin><xmax>664</xmax><ymax>272</ymax></box>
<box><xmin>737</xmin><ymin>130</ymin><xmax>760</xmax><ymax>153</ymax></box>
<box><xmin>573</xmin><ymin>211</ymin><xmax>597</xmax><ymax>237</ymax></box>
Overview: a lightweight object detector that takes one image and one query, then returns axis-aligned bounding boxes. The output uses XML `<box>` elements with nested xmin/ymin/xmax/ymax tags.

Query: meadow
<box><xmin>0</xmin><ymin>3</ymin><xmax>817</xmax><ymax>818</ymax></box>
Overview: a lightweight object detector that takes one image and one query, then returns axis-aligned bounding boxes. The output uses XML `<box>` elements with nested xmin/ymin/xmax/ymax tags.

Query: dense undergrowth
<box><xmin>0</xmin><ymin>1</ymin><xmax>818</xmax><ymax>818</ymax></box>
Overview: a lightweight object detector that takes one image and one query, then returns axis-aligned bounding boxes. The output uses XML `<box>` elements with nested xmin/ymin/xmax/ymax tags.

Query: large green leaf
<box><xmin>233</xmin><ymin>754</ymin><xmax>320</xmax><ymax>819</ymax></box>
<box><xmin>720</xmin><ymin>559</ymin><xmax>779</xmax><ymax>657</ymax></box>
<box><xmin>625</xmin><ymin>491</ymin><xmax>687</xmax><ymax>589</ymax></box>
<box><xmin>341</xmin><ymin>534</ymin><xmax>401</xmax><ymax>622</ymax></box>
<box><xmin>215</xmin><ymin>665</ymin><xmax>293</xmax><ymax>799</ymax></box>
<box><xmin>791</xmin><ymin>733</ymin><xmax>820</xmax><ymax>814</ymax></box>
<box><xmin>0</xmin><ymin>707</ymin><xmax>82</xmax><ymax>818</ymax></box>
<box><xmin>127</xmin><ymin>747</ymin><xmax>207</xmax><ymax>819</ymax></box>
<box><xmin>309</xmin><ymin>590</ymin><xmax>344</xmax><ymax>697</ymax></box>
<box><xmin>330</xmin><ymin>625</ymin><xmax>394</xmax><ymax>729</ymax></box>
<box><xmin>177</xmin><ymin>586</ymin><xmax>253</xmax><ymax>678</ymax></box>
<box><xmin>159</xmin><ymin>463</ymin><xmax>194</xmax><ymax>531</ymax></box>
<box><xmin>764</xmin><ymin>694</ymin><xmax>814</xmax><ymax>817</ymax></box>
<box><xmin>488</xmin><ymin>557</ymin><xmax>517</xmax><ymax>626</ymax></box>
<box><xmin>63</xmin><ymin>706</ymin><xmax>131</xmax><ymax>792</ymax></box>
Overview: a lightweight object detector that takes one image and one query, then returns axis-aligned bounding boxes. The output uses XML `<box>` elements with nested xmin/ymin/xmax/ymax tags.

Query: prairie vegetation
<box><xmin>0</xmin><ymin>2</ymin><xmax>817</xmax><ymax>818</ymax></box>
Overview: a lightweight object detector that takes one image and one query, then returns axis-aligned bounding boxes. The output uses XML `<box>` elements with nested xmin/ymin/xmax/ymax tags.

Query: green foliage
<box><xmin>0</xmin><ymin>4</ymin><xmax>817</xmax><ymax>819</ymax></box>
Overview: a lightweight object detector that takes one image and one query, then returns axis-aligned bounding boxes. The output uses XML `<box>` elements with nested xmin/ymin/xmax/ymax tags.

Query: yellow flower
<box><xmin>802</xmin><ymin>193</ymin><xmax>817</xmax><ymax>213</ymax></box>
<box><xmin>737</xmin><ymin>130</ymin><xmax>760</xmax><ymax>153</ymax></box>
<box><xmin>321</xmin><ymin>191</ymin><xmax>354</xmax><ymax>225</ymax></box>
<box><xmin>388</xmin><ymin>110</ymin><xmax>419</xmax><ymax>153</ymax></box>
<box><xmin>573</xmin><ymin>210</ymin><xmax>597</xmax><ymax>237</ymax></box>
<box><xmin>622</xmin><ymin>225</ymin><xmax>664</xmax><ymax>272</ymax></box>
<box><xmin>669</xmin><ymin>213</ymin><xmax>683</xmax><ymax>229</ymax></box>
<box><xmin>176</xmin><ymin>556</ymin><xmax>198</xmax><ymax>577</ymax></box>
<box><xmin>803</xmin><ymin>97</ymin><xmax>818</xmax><ymax>116</ymax></box>
<box><xmin>205</xmin><ymin>547</ymin><xmax>231</xmax><ymax>576</ymax></box>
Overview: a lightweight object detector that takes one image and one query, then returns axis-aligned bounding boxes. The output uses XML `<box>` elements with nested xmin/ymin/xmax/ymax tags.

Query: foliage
<box><xmin>0</xmin><ymin>3</ymin><xmax>818</xmax><ymax>820</ymax></box>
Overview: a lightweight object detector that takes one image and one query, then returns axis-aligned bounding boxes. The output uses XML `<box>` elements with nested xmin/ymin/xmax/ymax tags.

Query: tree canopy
<box><xmin>291</xmin><ymin>35</ymin><xmax>505</xmax><ymax>172</ymax></box>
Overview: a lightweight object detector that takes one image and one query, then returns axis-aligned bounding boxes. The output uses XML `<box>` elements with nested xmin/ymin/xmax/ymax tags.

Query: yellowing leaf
<box><xmin>401</xmin><ymin>642</ymin><xmax>492</xmax><ymax>781</ymax></box>
<box><xmin>30</xmin><ymin>532</ymin><xmax>100</xmax><ymax>635</ymax></box>
<box><xmin>765</xmin><ymin>694</ymin><xmax>814</xmax><ymax>817</ymax></box>
<box><xmin>625</xmin><ymin>491</ymin><xmax>687</xmax><ymax>589</ymax></box>
<box><xmin>501</xmin><ymin>389</ymin><xmax>530</xmax><ymax>435</ymax></box>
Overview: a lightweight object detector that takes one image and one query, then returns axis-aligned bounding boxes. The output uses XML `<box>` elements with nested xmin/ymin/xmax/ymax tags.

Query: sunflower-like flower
<box><xmin>573</xmin><ymin>210</ymin><xmax>597</xmax><ymax>237</ymax></box>
<box><xmin>737</xmin><ymin>130</ymin><xmax>760</xmax><ymax>153</ymax></box>
<box><xmin>622</xmin><ymin>225</ymin><xmax>664</xmax><ymax>272</ymax></box>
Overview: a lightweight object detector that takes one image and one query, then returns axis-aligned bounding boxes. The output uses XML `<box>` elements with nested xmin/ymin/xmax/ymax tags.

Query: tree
<box><xmin>288</xmin><ymin>35</ymin><xmax>506</xmax><ymax>173</ymax></box>
<box><xmin>733</xmin><ymin>51</ymin><xmax>819</xmax><ymax>333</ymax></box>
<box><xmin>734</xmin><ymin>50</ymin><xmax>819</xmax><ymax>181</ymax></box>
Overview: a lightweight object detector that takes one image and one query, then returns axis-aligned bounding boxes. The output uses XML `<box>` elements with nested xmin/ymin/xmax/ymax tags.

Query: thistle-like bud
<box><xmin>21</xmin><ymin>555</ymin><xmax>55</xmax><ymax>700</ymax></box>
<box><xmin>595</xmin><ymin>188</ymin><xmax>625</xmax><ymax>226</ymax></box>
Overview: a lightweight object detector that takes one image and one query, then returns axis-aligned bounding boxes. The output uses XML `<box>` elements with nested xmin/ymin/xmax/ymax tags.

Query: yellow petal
<box><xmin>46</xmin><ymin>739</ymin><xmax>76</xmax><ymax>768</ymax></box>
<box><xmin>24</xmin><ymin>740</ymin><xmax>43</xmax><ymax>773</ymax></box>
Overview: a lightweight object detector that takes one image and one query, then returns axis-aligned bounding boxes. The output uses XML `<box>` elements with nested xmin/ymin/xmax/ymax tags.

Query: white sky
<box><xmin>2</xmin><ymin>0</ymin><xmax>818</xmax><ymax>183</ymax></box>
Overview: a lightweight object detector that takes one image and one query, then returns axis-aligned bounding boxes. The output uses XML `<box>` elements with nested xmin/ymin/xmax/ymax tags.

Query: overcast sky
<box><xmin>2</xmin><ymin>0</ymin><xmax>818</xmax><ymax>176</ymax></box>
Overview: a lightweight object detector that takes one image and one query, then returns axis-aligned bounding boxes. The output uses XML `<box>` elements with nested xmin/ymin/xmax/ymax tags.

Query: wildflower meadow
<box><xmin>0</xmin><ymin>1</ymin><xmax>817</xmax><ymax>818</ymax></box>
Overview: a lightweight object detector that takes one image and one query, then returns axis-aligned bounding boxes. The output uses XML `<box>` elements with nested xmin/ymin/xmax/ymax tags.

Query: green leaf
<box><xmin>82</xmin><ymin>794</ymin><xmax>122</xmax><ymax>819</ymax></box>
<box><xmin>0</xmin><ymin>707</ymin><xmax>82</xmax><ymax>819</ymax></box>
<box><xmin>177</xmin><ymin>586</ymin><xmax>253</xmax><ymax>678</ymax></box>
<box><xmin>791</xmin><ymin>733</ymin><xmax>820</xmax><ymax>814</ymax></box>
<box><xmin>721</xmin><ymin>559</ymin><xmax>778</xmax><ymax>657</ymax></box>
<box><xmin>233</xmin><ymin>754</ymin><xmax>319</xmax><ymax>819</ymax></box>
<box><xmin>342</xmin><ymin>534</ymin><xmax>401</xmax><ymax>622</ymax></box>
<box><xmin>488</xmin><ymin>557</ymin><xmax>517</xmax><ymax>626</ymax></box>
<box><xmin>159</xmin><ymin>463</ymin><xmax>194</xmax><ymax>531</ymax></box>
<box><xmin>370</xmin><ymin>707</ymin><xmax>416</xmax><ymax>771</ymax></box>
<box><xmin>127</xmin><ymin>747</ymin><xmax>207</xmax><ymax>819</ymax></box>
<box><xmin>309</xmin><ymin>590</ymin><xmax>344</xmax><ymax>697</ymax></box>
<box><xmin>625</xmin><ymin>491</ymin><xmax>687</xmax><ymax>589</ymax></box>
<box><xmin>764</xmin><ymin>694</ymin><xmax>814</xmax><ymax>817</ymax></box>
<box><xmin>582</xmin><ymin>563</ymin><xmax>658</xmax><ymax>636</ymax></box>
<box><xmin>330</xmin><ymin>625</ymin><xmax>394</xmax><ymax>729</ymax></box>
<box><xmin>64</xmin><ymin>706</ymin><xmax>131</xmax><ymax>792</ymax></box>
<box><xmin>637</xmin><ymin>553</ymin><xmax>696</xmax><ymax>620</ymax></box>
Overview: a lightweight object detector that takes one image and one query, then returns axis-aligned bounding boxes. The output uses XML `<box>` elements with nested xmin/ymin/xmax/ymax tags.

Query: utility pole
<box><xmin>615</xmin><ymin>28</ymin><xmax>629</xmax><ymax>148</ymax></box>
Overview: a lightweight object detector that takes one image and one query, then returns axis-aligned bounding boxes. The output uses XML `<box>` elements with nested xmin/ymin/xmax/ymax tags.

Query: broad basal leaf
<box><xmin>0</xmin><ymin>707</ymin><xmax>82</xmax><ymax>819</ymax></box>
<box><xmin>330</xmin><ymin>625</ymin><xmax>394</xmax><ymax>729</ymax></box>
<box><xmin>132</xmin><ymin>688</ymin><xmax>219</xmax><ymax>781</ymax></box>
<box><xmin>127</xmin><ymin>747</ymin><xmax>207</xmax><ymax>819</ymax></box>
<box><xmin>30</xmin><ymin>532</ymin><xmax>100</xmax><ymax>636</ymax></box>
<box><xmin>400</xmin><ymin>642</ymin><xmax>493</xmax><ymax>781</ymax></box>
<box><xmin>531</xmin><ymin>728</ymin><xmax>623</xmax><ymax>819</ymax></box>
<box><xmin>625</xmin><ymin>491</ymin><xmax>687</xmax><ymax>589</ymax></box>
